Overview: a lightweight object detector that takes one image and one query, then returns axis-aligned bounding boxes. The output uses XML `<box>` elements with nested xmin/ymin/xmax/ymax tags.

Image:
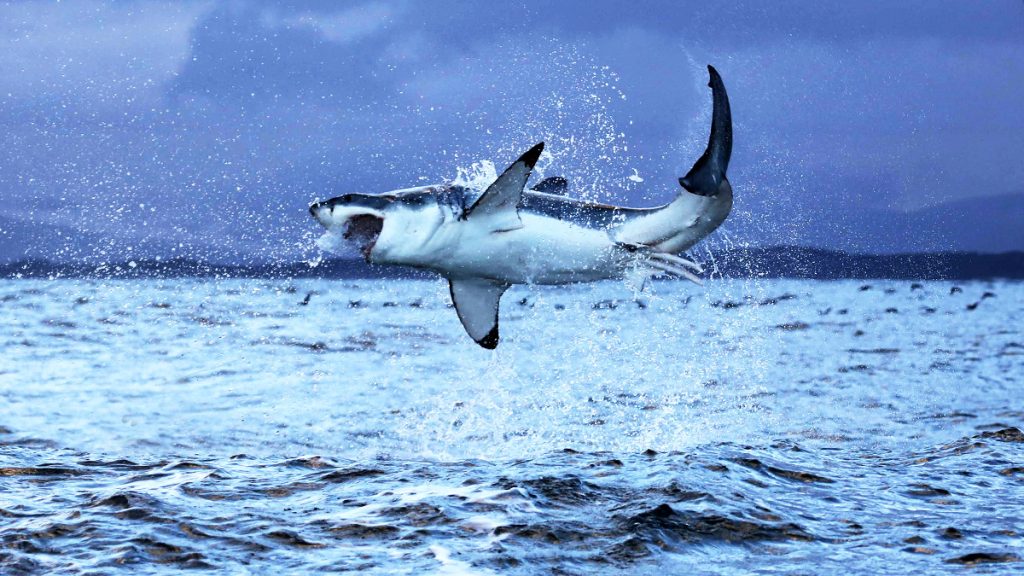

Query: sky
<box><xmin>0</xmin><ymin>0</ymin><xmax>1022</xmax><ymax>263</ymax></box>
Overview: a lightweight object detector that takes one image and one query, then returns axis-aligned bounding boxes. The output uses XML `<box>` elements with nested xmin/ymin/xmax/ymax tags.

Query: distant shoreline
<box><xmin>1</xmin><ymin>247</ymin><xmax>1022</xmax><ymax>280</ymax></box>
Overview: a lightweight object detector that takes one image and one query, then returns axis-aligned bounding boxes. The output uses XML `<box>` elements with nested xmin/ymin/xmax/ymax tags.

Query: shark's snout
<box><xmin>308</xmin><ymin>198</ymin><xmax>349</xmax><ymax>228</ymax></box>
<box><xmin>309</xmin><ymin>202</ymin><xmax>338</xmax><ymax>229</ymax></box>
<box><xmin>309</xmin><ymin>194</ymin><xmax>392</xmax><ymax>227</ymax></box>
<box><xmin>309</xmin><ymin>201</ymin><xmax>326</xmax><ymax>223</ymax></box>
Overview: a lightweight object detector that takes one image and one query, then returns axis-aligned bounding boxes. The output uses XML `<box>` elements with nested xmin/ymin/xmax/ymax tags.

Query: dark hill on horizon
<box><xmin>2</xmin><ymin>247</ymin><xmax>1021</xmax><ymax>281</ymax></box>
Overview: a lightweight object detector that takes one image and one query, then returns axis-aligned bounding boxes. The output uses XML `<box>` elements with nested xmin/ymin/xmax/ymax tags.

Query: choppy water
<box><xmin>1</xmin><ymin>277</ymin><xmax>1022</xmax><ymax>574</ymax></box>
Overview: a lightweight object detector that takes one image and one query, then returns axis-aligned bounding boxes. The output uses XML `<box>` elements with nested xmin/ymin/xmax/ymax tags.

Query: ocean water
<box><xmin>1</xmin><ymin>277</ymin><xmax>1021</xmax><ymax>574</ymax></box>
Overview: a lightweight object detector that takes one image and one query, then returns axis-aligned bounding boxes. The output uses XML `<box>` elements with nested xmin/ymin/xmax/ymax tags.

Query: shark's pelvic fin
<box><xmin>616</xmin><ymin>241</ymin><xmax>704</xmax><ymax>285</ymax></box>
<box><xmin>465</xmin><ymin>142</ymin><xmax>544</xmax><ymax>232</ymax></box>
<box><xmin>532</xmin><ymin>176</ymin><xmax>568</xmax><ymax>195</ymax></box>
<box><xmin>679</xmin><ymin>65</ymin><xmax>731</xmax><ymax>197</ymax></box>
<box><xmin>449</xmin><ymin>277</ymin><xmax>510</xmax><ymax>349</ymax></box>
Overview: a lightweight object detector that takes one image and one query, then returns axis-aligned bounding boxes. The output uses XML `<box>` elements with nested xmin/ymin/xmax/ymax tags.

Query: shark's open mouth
<box><xmin>343</xmin><ymin>214</ymin><xmax>384</xmax><ymax>260</ymax></box>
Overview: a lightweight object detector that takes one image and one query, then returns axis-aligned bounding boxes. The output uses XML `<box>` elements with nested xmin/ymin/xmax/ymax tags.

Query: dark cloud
<box><xmin>0</xmin><ymin>0</ymin><xmax>1022</xmax><ymax>263</ymax></box>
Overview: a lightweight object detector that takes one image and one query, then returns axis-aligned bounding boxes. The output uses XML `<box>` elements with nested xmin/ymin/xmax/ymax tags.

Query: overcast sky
<box><xmin>1</xmin><ymin>0</ymin><xmax>1022</xmax><ymax>262</ymax></box>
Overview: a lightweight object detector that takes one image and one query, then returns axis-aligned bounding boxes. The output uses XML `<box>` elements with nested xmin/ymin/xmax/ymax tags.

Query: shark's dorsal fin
<box><xmin>464</xmin><ymin>142</ymin><xmax>544</xmax><ymax>231</ymax></box>
<box><xmin>533</xmin><ymin>176</ymin><xmax>567</xmax><ymax>195</ymax></box>
<box><xmin>449</xmin><ymin>277</ymin><xmax>510</xmax><ymax>349</ymax></box>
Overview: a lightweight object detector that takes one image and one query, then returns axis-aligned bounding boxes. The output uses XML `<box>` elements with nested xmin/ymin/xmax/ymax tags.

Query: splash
<box><xmin>430</xmin><ymin>43</ymin><xmax>636</xmax><ymax>206</ymax></box>
<box><xmin>313</xmin><ymin>228</ymin><xmax>357</xmax><ymax>257</ymax></box>
<box><xmin>450</xmin><ymin>159</ymin><xmax>498</xmax><ymax>192</ymax></box>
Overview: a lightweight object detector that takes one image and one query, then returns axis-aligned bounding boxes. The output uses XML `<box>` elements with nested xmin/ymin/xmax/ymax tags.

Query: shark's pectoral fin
<box><xmin>449</xmin><ymin>277</ymin><xmax>510</xmax><ymax>349</ymax></box>
<box><xmin>464</xmin><ymin>142</ymin><xmax>544</xmax><ymax>232</ymax></box>
<box><xmin>532</xmin><ymin>176</ymin><xmax>568</xmax><ymax>195</ymax></box>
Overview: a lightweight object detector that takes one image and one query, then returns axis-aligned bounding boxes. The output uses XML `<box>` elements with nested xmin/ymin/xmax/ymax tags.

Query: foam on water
<box><xmin>2</xmin><ymin>278</ymin><xmax>1020</xmax><ymax>460</ymax></box>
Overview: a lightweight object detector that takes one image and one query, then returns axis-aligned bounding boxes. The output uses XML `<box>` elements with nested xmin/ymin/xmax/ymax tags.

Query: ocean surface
<box><xmin>1</xmin><ymin>277</ymin><xmax>1021</xmax><ymax>574</ymax></box>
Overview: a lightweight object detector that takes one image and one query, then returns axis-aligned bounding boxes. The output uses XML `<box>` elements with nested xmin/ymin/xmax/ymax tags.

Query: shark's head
<box><xmin>309</xmin><ymin>193</ymin><xmax>391</xmax><ymax>260</ymax></box>
<box><xmin>309</xmin><ymin>186</ymin><xmax>452</xmax><ymax>263</ymax></box>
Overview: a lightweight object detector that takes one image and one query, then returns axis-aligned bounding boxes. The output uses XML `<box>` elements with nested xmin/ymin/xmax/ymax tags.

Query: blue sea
<box><xmin>1</xmin><ymin>277</ymin><xmax>1022</xmax><ymax>574</ymax></box>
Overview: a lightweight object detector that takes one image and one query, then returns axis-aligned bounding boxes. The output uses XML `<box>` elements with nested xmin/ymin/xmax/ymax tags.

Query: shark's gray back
<box><xmin>519</xmin><ymin>189</ymin><xmax>658</xmax><ymax>229</ymax></box>
<box><xmin>390</xmin><ymin>183</ymin><xmax>660</xmax><ymax>230</ymax></box>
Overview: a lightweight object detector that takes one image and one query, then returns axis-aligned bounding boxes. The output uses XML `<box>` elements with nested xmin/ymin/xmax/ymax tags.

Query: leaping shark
<box><xmin>310</xmin><ymin>65</ymin><xmax>732</xmax><ymax>349</ymax></box>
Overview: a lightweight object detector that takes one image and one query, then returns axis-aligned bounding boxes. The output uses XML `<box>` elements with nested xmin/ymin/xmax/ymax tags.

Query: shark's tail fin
<box><xmin>612</xmin><ymin>65</ymin><xmax>734</xmax><ymax>256</ymax></box>
<box><xmin>679</xmin><ymin>65</ymin><xmax>732</xmax><ymax>197</ymax></box>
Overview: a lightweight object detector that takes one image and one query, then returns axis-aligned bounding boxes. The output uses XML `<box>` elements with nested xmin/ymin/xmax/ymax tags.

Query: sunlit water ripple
<box><xmin>1</xmin><ymin>278</ymin><xmax>1022</xmax><ymax>574</ymax></box>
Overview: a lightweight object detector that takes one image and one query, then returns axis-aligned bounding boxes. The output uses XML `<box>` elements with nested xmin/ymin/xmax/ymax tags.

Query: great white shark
<box><xmin>310</xmin><ymin>65</ymin><xmax>733</xmax><ymax>349</ymax></box>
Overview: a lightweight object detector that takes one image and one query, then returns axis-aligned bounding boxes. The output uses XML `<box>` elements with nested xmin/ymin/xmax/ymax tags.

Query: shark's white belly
<box><xmin>439</xmin><ymin>214</ymin><xmax>621</xmax><ymax>285</ymax></box>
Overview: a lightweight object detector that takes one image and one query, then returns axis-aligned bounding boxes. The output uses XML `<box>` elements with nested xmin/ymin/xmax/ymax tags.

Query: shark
<box><xmin>309</xmin><ymin>65</ymin><xmax>733</xmax><ymax>349</ymax></box>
